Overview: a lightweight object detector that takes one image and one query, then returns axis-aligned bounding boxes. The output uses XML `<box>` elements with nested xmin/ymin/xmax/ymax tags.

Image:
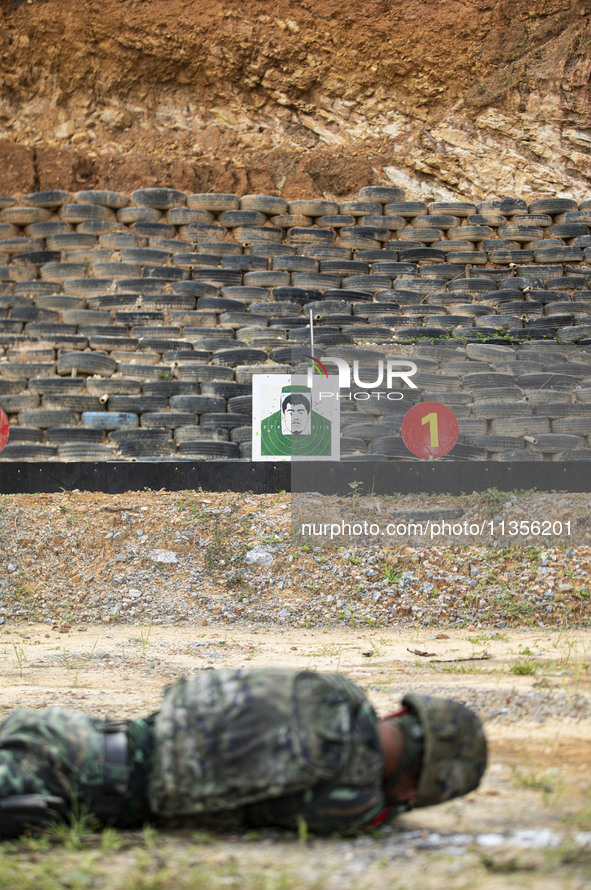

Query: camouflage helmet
<box><xmin>401</xmin><ymin>694</ymin><xmax>487</xmax><ymax>809</ymax></box>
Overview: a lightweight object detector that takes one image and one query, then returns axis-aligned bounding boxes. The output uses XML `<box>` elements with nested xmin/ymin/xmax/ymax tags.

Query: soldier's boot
<box><xmin>386</xmin><ymin>695</ymin><xmax>487</xmax><ymax>809</ymax></box>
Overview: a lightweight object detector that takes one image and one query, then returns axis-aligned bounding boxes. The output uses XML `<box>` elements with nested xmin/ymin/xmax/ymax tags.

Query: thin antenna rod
<box><xmin>309</xmin><ymin>309</ymin><xmax>314</xmax><ymax>355</ymax></box>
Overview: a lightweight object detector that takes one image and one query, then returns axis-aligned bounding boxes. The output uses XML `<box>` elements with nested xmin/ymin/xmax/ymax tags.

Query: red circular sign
<box><xmin>401</xmin><ymin>401</ymin><xmax>459</xmax><ymax>459</ymax></box>
<box><xmin>0</xmin><ymin>409</ymin><xmax>8</xmax><ymax>453</ymax></box>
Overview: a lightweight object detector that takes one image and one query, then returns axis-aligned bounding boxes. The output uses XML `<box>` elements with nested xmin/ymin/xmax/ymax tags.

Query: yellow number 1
<box><xmin>421</xmin><ymin>412</ymin><xmax>439</xmax><ymax>447</ymax></box>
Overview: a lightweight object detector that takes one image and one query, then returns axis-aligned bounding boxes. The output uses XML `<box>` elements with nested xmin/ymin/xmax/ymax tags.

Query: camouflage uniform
<box><xmin>0</xmin><ymin>668</ymin><xmax>487</xmax><ymax>836</ymax></box>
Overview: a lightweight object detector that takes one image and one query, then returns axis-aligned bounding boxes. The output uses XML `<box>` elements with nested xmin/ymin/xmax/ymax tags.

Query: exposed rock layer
<box><xmin>0</xmin><ymin>0</ymin><xmax>590</xmax><ymax>199</ymax></box>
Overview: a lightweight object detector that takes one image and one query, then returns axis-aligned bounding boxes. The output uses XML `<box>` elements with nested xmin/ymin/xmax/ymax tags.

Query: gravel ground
<box><xmin>0</xmin><ymin>488</ymin><xmax>589</xmax><ymax>631</ymax></box>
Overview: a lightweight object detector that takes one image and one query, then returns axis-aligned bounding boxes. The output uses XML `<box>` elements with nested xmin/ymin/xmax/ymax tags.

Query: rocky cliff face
<box><xmin>0</xmin><ymin>0</ymin><xmax>590</xmax><ymax>199</ymax></box>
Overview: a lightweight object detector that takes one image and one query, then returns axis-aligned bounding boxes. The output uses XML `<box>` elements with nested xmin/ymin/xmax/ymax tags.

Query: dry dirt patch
<box><xmin>0</xmin><ymin>624</ymin><xmax>589</xmax><ymax>889</ymax></box>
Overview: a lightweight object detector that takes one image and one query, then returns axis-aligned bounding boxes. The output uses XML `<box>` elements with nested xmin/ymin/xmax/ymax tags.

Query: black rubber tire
<box><xmin>242</xmin><ymin>271</ymin><xmax>290</xmax><ymax>287</ymax></box>
<box><xmin>172</xmin><ymin>280</ymin><xmax>218</xmax><ymax>297</ymax></box>
<box><xmin>0</xmin><ymin>444</ymin><xmax>57</xmax><ymax>460</ymax></box>
<box><xmin>143</xmin><ymin>295</ymin><xmax>196</xmax><ymax>311</ymax></box>
<box><xmin>109</xmin><ymin>427</ymin><xmax>171</xmax><ymax>444</ymax></box>
<box><xmin>57</xmin><ymin>352</ymin><xmax>117</xmax><ymax>376</ymax></box>
<box><xmin>476</xmin><ymin>198</ymin><xmax>528</xmax><ymax>216</ymax></box>
<box><xmin>13</xmin><ymin>250</ymin><xmax>62</xmax><ymax>267</ymax></box>
<box><xmin>393</xmin><ymin>327</ymin><xmax>452</xmax><ymax>340</ymax></box>
<box><xmin>114</xmin><ymin>309</ymin><xmax>165</xmax><ymax>325</ymax></box>
<box><xmin>11</xmin><ymin>306</ymin><xmax>59</xmax><ymax>323</ymax></box>
<box><xmin>0</xmin><ymin>379</ymin><xmax>29</xmax><ymax>395</ymax></box>
<box><xmin>212</xmin><ymin>347</ymin><xmax>267</xmax><ymax>365</ymax></box>
<box><xmin>469</xmin><ymin>213</ymin><xmax>508</xmax><ymax>226</ymax></box>
<box><xmin>221</xmin><ymin>256</ymin><xmax>268</xmax><ymax>271</ymax></box>
<box><xmin>117</xmin><ymin>247</ymin><xmax>170</xmax><ymax>265</ymax></box>
<box><xmin>191</xmin><ymin>269</ymin><xmax>243</xmax><ymax>287</ymax></box>
<box><xmin>25</xmin><ymin>323</ymin><xmax>79</xmax><ymax>339</ymax></box>
<box><xmin>530</xmin><ymin>434</ymin><xmax>586</xmax><ymax>452</ymax></box>
<box><xmin>489</xmin><ymin>417</ymin><xmax>551</xmax><ymax>436</ymax></box>
<box><xmin>0</xmin><ymin>394</ymin><xmax>39</xmax><ymax>413</ymax></box>
<box><xmin>46</xmin><ymin>426</ymin><xmax>105</xmax><ymax>443</ymax></box>
<box><xmin>174</xmin><ymin>426</ymin><xmax>229</xmax><ymax>443</ymax></box>
<box><xmin>234</xmin><ymin>226</ymin><xmax>284</xmax><ymax>245</ymax></box>
<box><xmin>19</xmin><ymin>409</ymin><xmax>78</xmax><ymax>427</ymax></box>
<box><xmin>272</xmin><ymin>286</ymin><xmax>320</xmax><ymax>305</ymax></box>
<box><xmin>73</xmin><ymin>189</ymin><xmax>128</xmax><ymax>209</ymax></box>
<box><xmin>316</xmin><ymin>215</ymin><xmax>355</xmax><ymax>229</ymax></box>
<box><xmin>468</xmin><ymin>435</ymin><xmax>524</xmax><ymax>451</ymax></box>
<box><xmin>118</xmin><ymin>207</ymin><xmax>162</xmax><ymax>224</ymax></box>
<box><xmin>196</xmin><ymin>296</ymin><xmax>247</xmax><ymax>313</ymax></box>
<box><xmin>40</xmin><ymin>262</ymin><xmax>87</xmax><ymax>282</ymax></box>
<box><xmin>384</xmin><ymin>202</ymin><xmax>428</xmax><ymax>217</ymax></box>
<box><xmin>551</xmin><ymin>417</ymin><xmax>591</xmax><ymax>435</ymax></box>
<box><xmin>43</xmin><ymin>393</ymin><xmax>104</xmax><ymax>412</ymax></box>
<box><xmin>148</xmin><ymin>256</ymin><xmax>188</xmax><ymax>272</ymax></box>
<box><xmin>518</xmin><ymin>372</ymin><xmax>577</xmax><ymax>389</ymax></box>
<box><xmin>240</xmin><ymin>195</ymin><xmax>288</xmax><ymax>215</ymax></box>
<box><xmin>400</xmin><ymin>248</ymin><xmax>447</xmax><ymax>262</ymax></box>
<box><xmin>495</xmin><ymin>449</ymin><xmax>542</xmax><ymax>461</ymax></box>
<box><xmin>548</xmin><ymin>223</ymin><xmax>590</xmax><ymax>239</ymax></box>
<box><xmin>187</xmin><ymin>194</ymin><xmax>240</xmax><ymax>212</ymax></box>
<box><xmin>28</xmin><ymin>377</ymin><xmax>85</xmax><ymax>395</ymax></box>
<box><xmin>369</xmin><ymin>436</ymin><xmax>411</xmax><ymax>457</ymax></box>
<box><xmin>427</xmin><ymin>201</ymin><xmax>477</xmax><ymax>218</ymax></box>
<box><xmin>534</xmin><ymin>246</ymin><xmax>583</xmax><ymax>263</ymax></box>
<box><xmin>139</xmin><ymin>412</ymin><xmax>197</xmax><ymax>429</ymax></box>
<box><xmin>166</xmin><ymin>208</ymin><xmax>214</xmax><ymax>226</ymax></box>
<box><xmin>6</xmin><ymin>427</ymin><xmax>43</xmax><ymax>442</ymax></box>
<box><xmin>287</xmin><ymin>200</ymin><xmax>339</xmax><ymax>217</ymax></box>
<box><xmin>170</xmin><ymin>395</ymin><xmax>227</xmax><ymax>414</ymax></box>
<box><xmin>60</xmin><ymin>203</ymin><xmax>114</xmax><ymax>223</ymax></box>
<box><xmin>296</xmin><ymin>245</ymin><xmax>348</xmax><ymax>259</ymax></box>
<box><xmin>57</xmin><ymin>443</ymin><xmax>114</xmax><ymax>460</ymax></box>
<box><xmin>359</xmin><ymin>186</ymin><xmax>405</xmax><ymax>203</ymax></box>
<box><xmin>528</xmin><ymin>198</ymin><xmax>578</xmax><ymax>215</ymax></box>
<box><xmin>339</xmin><ymin>201</ymin><xmax>382</xmax><ymax>216</ymax></box>
<box><xmin>130</xmin><ymin>188</ymin><xmax>186</xmax><ymax>209</ymax></box>
<box><xmin>2</xmin><ymin>206</ymin><xmax>52</xmax><ymax>225</ymax></box>
<box><xmin>268</xmin><ymin>346</ymin><xmax>309</xmax><ymax>364</ymax></box>
<box><xmin>92</xmin><ymin>264</ymin><xmax>139</xmax><ymax>281</ymax></box>
<box><xmin>1</xmin><ymin>238</ymin><xmax>45</xmax><ymax>256</ymax></box>
<box><xmin>556</xmin><ymin>450</ymin><xmax>591</xmax><ymax>460</ymax></box>
<box><xmin>288</xmin><ymin>227</ymin><xmax>336</xmax><ymax>246</ymax></box>
<box><xmin>325</xmin><ymin>288</ymin><xmax>373</xmax><ymax>304</ymax></box>
<box><xmin>227</xmin><ymin>395</ymin><xmax>253</xmax><ymax>414</ymax></box>
<box><xmin>445</xmin><ymin>443</ymin><xmax>487</xmax><ymax>460</ymax></box>
<box><xmin>178</xmin><ymin>441</ymin><xmax>239</xmax><ymax>458</ymax></box>
<box><xmin>227</xmin><ymin>425</ymin><xmax>252</xmax><ymax>445</ymax></box>
<box><xmin>201</xmin><ymin>381</ymin><xmax>252</xmax><ymax>398</ymax></box>
<box><xmin>218</xmin><ymin>210</ymin><xmax>267</xmax><ymax>228</ymax></box>
<box><xmin>196</xmin><ymin>241</ymin><xmax>242</xmax><ymax>256</ymax></box>
<box><xmin>200</xmin><ymin>412</ymin><xmax>251</xmax><ymax>429</ymax></box>
<box><xmin>219</xmin><ymin>287</ymin><xmax>267</xmax><ymax>305</ymax></box>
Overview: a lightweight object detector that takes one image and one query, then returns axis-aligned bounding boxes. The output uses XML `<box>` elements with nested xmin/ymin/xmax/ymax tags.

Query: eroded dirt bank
<box><xmin>0</xmin><ymin>0</ymin><xmax>590</xmax><ymax>199</ymax></box>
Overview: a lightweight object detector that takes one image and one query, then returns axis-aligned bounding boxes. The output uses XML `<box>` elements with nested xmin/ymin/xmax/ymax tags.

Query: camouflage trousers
<box><xmin>0</xmin><ymin>708</ymin><xmax>153</xmax><ymax>835</ymax></box>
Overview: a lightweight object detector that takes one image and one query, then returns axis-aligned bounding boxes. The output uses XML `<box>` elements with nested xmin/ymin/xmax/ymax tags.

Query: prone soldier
<box><xmin>0</xmin><ymin>668</ymin><xmax>487</xmax><ymax>836</ymax></box>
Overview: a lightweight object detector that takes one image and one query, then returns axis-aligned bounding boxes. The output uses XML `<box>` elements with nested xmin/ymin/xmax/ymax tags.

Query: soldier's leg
<box><xmin>0</xmin><ymin>707</ymin><xmax>105</xmax><ymax>836</ymax></box>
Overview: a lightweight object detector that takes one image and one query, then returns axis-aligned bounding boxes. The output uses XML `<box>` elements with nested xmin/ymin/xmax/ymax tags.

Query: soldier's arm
<box><xmin>244</xmin><ymin>783</ymin><xmax>387</xmax><ymax>835</ymax></box>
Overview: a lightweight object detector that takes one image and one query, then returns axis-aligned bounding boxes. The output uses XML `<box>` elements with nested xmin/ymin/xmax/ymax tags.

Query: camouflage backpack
<box><xmin>149</xmin><ymin>669</ymin><xmax>383</xmax><ymax>817</ymax></box>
